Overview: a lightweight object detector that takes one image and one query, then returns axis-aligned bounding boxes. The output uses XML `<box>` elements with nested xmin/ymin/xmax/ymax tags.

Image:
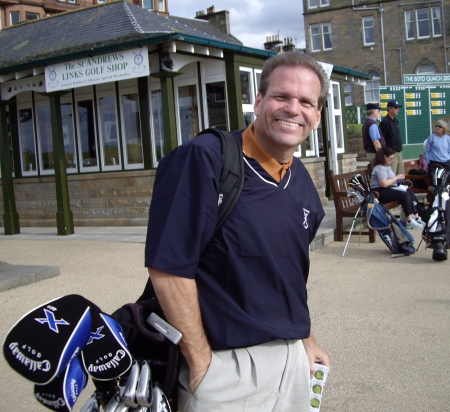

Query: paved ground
<box><xmin>0</xmin><ymin>210</ymin><xmax>449</xmax><ymax>411</ymax></box>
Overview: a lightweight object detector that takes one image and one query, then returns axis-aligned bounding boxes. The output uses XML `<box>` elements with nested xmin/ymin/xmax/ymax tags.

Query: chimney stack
<box><xmin>195</xmin><ymin>5</ymin><xmax>230</xmax><ymax>35</ymax></box>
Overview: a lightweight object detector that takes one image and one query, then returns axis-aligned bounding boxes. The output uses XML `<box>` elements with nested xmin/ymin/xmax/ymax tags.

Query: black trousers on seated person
<box><xmin>375</xmin><ymin>187</ymin><xmax>419</xmax><ymax>217</ymax></box>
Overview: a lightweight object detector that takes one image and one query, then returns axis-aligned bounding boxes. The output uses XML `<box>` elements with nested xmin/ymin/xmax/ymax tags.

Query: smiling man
<box><xmin>145</xmin><ymin>52</ymin><xmax>330</xmax><ymax>412</ymax></box>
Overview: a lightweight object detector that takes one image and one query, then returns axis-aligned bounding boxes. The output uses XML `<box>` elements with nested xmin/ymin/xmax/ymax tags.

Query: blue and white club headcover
<box><xmin>3</xmin><ymin>294</ymin><xmax>94</xmax><ymax>385</ymax></box>
<box><xmin>34</xmin><ymin>355</ymin><xmax>88</xmax><ymax>412</ymax></box>
<box><xmin>81</xmin><ymin>312</ymin><xmax>132</xmax><ymax>381</ymax></box>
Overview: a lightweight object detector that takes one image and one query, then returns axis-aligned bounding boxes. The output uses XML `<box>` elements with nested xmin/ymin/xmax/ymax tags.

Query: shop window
<box><xmin>36</xmin><ymin>104</ymin><xmax>53</xmax><ymax>174</ymax></box>
<box><xmin>98</xmin><ymin>93</ymin><xmax>121</xmax><ymax>170</ymax></box>
<box><xmin>76</xmin><ymin>89</ymin><xmax>99</xmax><ymax>172</ymax></box>
<box><xmin>35</xmin><ymin>96</ymin><xmax>77</xmax><ymax>175</ymax></box>
<box><xmin>18</xmin><ymin>106</ymin><xmax>37</xmax><ymax>175</ymax></box>
<box><xmin>119</xmin><ymin>82</ymin><xmax>144</xmax><ymax>168</ymax></box>
<box><xmin>178</xmin><ymin>85</ymin><xmax>199</xmax><ymax>145</ymax></box>
<box><xmin>206</xmin><ymin>82</ymin><xmax>228</xmax><ymax>130</ymax></box>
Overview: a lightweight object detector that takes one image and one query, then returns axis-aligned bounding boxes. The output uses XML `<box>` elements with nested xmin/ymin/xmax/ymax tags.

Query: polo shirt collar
<box><xmin>242</xmin><ymin>123</ymin><xmax>293</xmax><ymax>183</ymax></box>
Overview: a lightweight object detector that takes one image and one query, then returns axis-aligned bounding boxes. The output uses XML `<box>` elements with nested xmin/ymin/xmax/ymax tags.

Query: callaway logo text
<box><xmin>87</xmin><ymin>349</ymin><xmax>127</xmax><ymax>373</ymax></box>
<box><xmin>8</xmin><ymin>342</ymin><xmax>51</xmax><ymax>372</ymax></box>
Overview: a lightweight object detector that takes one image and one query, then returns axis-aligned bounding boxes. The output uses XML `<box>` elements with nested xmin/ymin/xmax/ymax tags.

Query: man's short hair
<box><xmin>258</xmin><ymin>52</ymin><xmax>330</xmax><ymax>109</ymax></box>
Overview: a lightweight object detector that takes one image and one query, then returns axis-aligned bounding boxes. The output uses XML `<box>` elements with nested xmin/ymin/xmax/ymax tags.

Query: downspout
<box><xmin>379</xmin><ymin>4</ymin><xmax>387</xmax><ymax>85</ymax></box>
<box><xmin>396</xmin><ymin>47</ymin><xmax>403</xmax><ymax>82</ymax></box>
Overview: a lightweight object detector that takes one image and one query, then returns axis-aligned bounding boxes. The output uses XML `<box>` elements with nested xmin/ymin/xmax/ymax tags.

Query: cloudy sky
<box><xmin>168</xmin><ymin>1</ymin><xmax>306</xmax><ymax>50</ymax></box>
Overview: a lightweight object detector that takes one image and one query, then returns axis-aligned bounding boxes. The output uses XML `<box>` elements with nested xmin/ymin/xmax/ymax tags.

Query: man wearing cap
<box><xmin>362</xmin><ymin>103</ymin><xmax>385</xmax><ymax>167</ymax></box>
<box><xmin>379</xmin><ymin>100</ymin><xmax>405</xmax><ymax>174</ymax></box>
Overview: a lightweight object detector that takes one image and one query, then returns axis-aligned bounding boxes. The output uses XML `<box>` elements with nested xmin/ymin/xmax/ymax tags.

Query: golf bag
<box><xmin>346</xmin><ymin>174</ymin><xmax>370</xmax><ymax>205</ymax></box>
<box><xmin>420</xmin><ymin>166</ymin><xmax>450</xmax><ymax>261</ymax></box>
<box><xmin>361</xmin><ymin>192</ymin><xmax>416</xmax><ymax>257</ymax></box>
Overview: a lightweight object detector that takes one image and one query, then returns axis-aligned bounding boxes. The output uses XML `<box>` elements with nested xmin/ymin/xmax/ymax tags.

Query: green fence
<box><xmin>346</xmin><ymin>107</ymin><xmax>365</xmax><ymax>124</ymax></box>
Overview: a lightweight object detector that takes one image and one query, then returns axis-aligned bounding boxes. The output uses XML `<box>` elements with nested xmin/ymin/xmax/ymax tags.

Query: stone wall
<box><xmin>301</xmin><ymin>156</ymin><xmax>328</xmax><ymax>205</ymax></box>
<box><xmin>0</xmin><ymin>157</ymin><xmax>351</xmax><ymax>228</ymax></box>
<box><xmin>0</xmin><ymin>170</ymin><xmax>156</xmax><ymax>227</ymax></box>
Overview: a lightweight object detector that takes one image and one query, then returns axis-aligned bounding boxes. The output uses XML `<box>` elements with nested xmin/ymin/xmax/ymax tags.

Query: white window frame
<box><xmin>239</xmin><ymin>66</ymin><xmax>261</xmax><ymax>127</ymax></box>
<box><xmin>119</xmin><ymin>80</ymin><xmax>144</xmax><ymax>170</ymax></box>
<box><xmin>405</xmin><ymin>10</ymin><xmax>415</xmax><ymax>40</ymax></box>
<box><xmin>148</xmin><ymin>77</ymin><xmax>164</xmax><ymax>168</ymax></box>
<box><xmin>96</xmin><ymin>84</ymin><xmax>122</xmax><ymax>171</ymax></box>
<box><xmin>142</xmin><ymin>0</ymin><xmax>153</xmax><ymax>9</ymax></box>
<box><xmin>344</xmin><ymin>83</ymin><xmax>353</xmax><ymax>106</ymax></box>
<box><xmin>322</xmin><ymin>22</ymin><xmax>332</xmax><ymax>50</ymax></box>
<box><xmin>75</xmin><ymin>87</ymin><xmax>100</xmax><ymax>173</ymax></box>
<box><xmin>17</xmin><ymin>93</ymin><xmax>38</xmax><ymax>177</ymax></box>
<box><xmin>158</xmin><ymin>0</ymin><xmax>165</xmax><ymax>12</ymax></box>
<box><xmin>431</xmin><ymin>6</ymin><xmax>441</xmax><ymax>37</ymax></box>
<box><xmin>364</xmin><ymin>71</ymin><xmax>380</xmax><ymax>104</ymax></box>
<box><xmin>308</xmin><ymin>0</ymin><xmax>318</xmax><ymax>9</ymax></box>
<box><xmin>363</xmin><ymin>16</ymin><xmax>375</xmax><ymax>45</ymax></box>
<box><xmin>310</xmin><ymin>24</ymin><xmax>321</xmax><ymax>52</ymax></box>
<box><xmin>320</xmin><ymin>0</ymin><xmax>329</xmax><ymax>6</ymax></box>
<box><xmin>10</xmin><ymin>11</ymin><xmax>20</xmax><ymax>25</ymax></box>
<box><xmin>416</xmin><ymin>8</ymin><xmax>430</xmax><ymax>39</ymax></box>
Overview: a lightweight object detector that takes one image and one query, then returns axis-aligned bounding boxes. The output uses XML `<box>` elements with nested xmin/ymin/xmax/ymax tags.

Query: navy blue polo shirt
<box><xmin>145</xmin><ymin>131</ymin><xmax>324</xmax><ymax>350</ymax></box>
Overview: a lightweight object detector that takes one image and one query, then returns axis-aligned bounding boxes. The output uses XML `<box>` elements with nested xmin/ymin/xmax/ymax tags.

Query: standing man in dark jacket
<box><xmin>145</xmin><ymin>52</ymin><xmax>330</xmax><ymax>412</ymax></box>
<box><xmin>380</xmin><ymin>99</ymin><xmax>405</xmax><ymax>174</ymax></box>
<box><xmin>362</xmin><ymin>102</ymin><xmax>385</xmax><ymax>167</ymax></box>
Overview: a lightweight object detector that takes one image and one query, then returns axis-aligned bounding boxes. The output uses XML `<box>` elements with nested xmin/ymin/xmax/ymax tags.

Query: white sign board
<box><xmin>404</xmin><ymin>73</ymin><xmax>450</xmax><ymax>85</ymax></box>
<box><xmin>45</xmin><ymin>47</ymin><xmax>149</xmax><ymax>92</ymax></box>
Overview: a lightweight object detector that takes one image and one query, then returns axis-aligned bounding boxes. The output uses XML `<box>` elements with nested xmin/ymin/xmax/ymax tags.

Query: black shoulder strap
<box><xmin>196</xmin><ymin>128</ymin><xmax>245</xmax><ymax>233</ymax></box>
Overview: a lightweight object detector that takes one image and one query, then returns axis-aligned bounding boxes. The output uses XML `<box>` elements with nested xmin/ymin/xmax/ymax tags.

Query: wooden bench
<box><xmin>327</xmin><ymin>169</ymin><xmax>399</xmax><ymax>243</ymax></box>
<box><xmin>404</xmin><ymin>159</ymin><xmax>431</xmax><ymax>203</ymax></box>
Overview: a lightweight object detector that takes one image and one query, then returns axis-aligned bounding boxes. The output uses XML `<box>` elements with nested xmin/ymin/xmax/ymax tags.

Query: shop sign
<box><xmin>45</xmin><ymin>47</ymin><xmax>149</xmax><ymax>92</ymax></box>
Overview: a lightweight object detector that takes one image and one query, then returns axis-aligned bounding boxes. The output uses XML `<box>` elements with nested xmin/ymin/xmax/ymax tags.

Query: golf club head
<box><xmin>136</xmin><ymin>360</ymin><xmax>152</xmax><ymax>407</ymax></box>
<box><xmin>104</xmin><ymin>385</ymin><xmax>125</xmax><ymax>412</ymax></box>
<box><xmin>124</xmin><ymin>360</ymin><xmax>140</xmax><ymax>407</ymax></box>
<box><xmin>151</xmin><ymin>384</ymin><xmax>171</xmax><ymax>412</ymax></box>
<box><xmin>79</xmin><ymin>392</ymin><xmax>100</xmax><ymax>412</ymax></box>
<box><xmin>114</xmin><ymin>400</ymin><xmax>129</xmax><ymax>412</ymax></box>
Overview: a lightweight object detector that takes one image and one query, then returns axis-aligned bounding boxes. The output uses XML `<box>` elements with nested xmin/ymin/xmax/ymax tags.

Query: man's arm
<box><xmin>303</xmin><ymin>334</ymin><xmax>330</xmax><ymax>378</ymax></box>
<box><xmin>148</xmin><ymin>267</ymin><xmax>212</xmax><ymax>393</ymax></box>
<box><xmin>373</xmin><ymin>139</ymin><xmax>382</xmax><ymax>151</ymax></box>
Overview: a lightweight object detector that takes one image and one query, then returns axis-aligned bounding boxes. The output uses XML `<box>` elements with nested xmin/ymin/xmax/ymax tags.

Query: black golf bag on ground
<box><xmin>346</xmin><ymin>175</ymin><xmax>415</xmax><ymax>257</ymax></box>
<box><xmin>420</xmin><ymin>166</ymin><xmax>450</xmax><ymax>261</ymax></box>
<box><xmin>361</xmin><ymin>193</ymin><xmax>416</xmax><ymax>257</ymax></box>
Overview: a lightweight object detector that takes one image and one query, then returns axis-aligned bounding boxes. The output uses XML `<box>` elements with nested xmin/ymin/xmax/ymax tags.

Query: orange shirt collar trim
<box><xmin>242</xmin><ymin>123</ymin><xmax>293</xmax><ymax>183</ymax></box>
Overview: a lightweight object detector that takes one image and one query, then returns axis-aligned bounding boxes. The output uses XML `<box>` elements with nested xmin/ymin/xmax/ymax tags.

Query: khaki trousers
<box><xmin>177</xmin><ymin>339</ymin><xmax>310</xmax><ymax>412</ymax></box>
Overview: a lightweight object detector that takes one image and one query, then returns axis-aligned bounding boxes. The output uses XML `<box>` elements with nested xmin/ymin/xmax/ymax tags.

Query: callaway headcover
<box><xmin>3</xmin><ymin>294</ymin><xmax>96</xmax><ymax>385</ymax></box>
<box><xmin>81</xmin><ymin>312</ymin><xmax>132</xmax><ymax>381</ymax></box>
<box><xmin>34</xmin><ymin>355</ymin><xmax>88</xmax><ymax>412</ymax></box>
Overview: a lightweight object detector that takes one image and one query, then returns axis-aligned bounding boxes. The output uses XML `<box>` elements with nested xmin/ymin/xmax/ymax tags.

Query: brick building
<box><xmin>302</xmin><ymin>0</ymin><xmax>450</xmax><ymax>107</ymax></box>
<box><xmin>0</xmin><ymin>0</ymin><xmax>169</xmax><ymax>28</ymax></box>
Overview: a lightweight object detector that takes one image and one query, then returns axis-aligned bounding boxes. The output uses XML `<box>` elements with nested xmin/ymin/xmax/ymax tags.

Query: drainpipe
<box><xmin>396</xmin><ymin>47</ymin><xmax>403</xmax><ymax>82</ymax></box>
<box><xmin>379</xmin><ymin>4</ymin><xmax>387</xmax><ymax>85</ymax></box>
